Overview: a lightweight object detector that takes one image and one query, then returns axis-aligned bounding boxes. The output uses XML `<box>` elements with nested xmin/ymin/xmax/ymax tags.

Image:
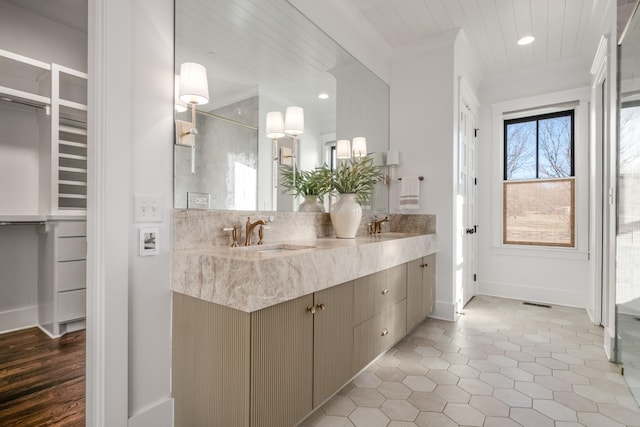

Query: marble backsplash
<box><xmin>173</xmin><ymin>209</ymin><xmax>436</xmax><ymax>250</ymax></box>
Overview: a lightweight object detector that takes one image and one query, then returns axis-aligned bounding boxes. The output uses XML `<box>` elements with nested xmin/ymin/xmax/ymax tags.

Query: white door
<box><xmin>458</xmin><ymin>98</ymin><xmax>478</xmax><ymax>309</ymax></box>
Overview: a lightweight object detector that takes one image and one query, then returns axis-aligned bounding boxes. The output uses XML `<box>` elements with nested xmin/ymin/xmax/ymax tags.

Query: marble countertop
<box><xmin>172</xmin><ymin>232</ymin><xmax>437</xmax><ymax>313</ymax></box>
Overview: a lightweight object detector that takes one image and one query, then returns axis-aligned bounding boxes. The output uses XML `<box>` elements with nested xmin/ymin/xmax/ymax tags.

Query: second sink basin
<box><xmin>238</xmin><ymin>243</ymin><xmax>315</xmax><ymax>254</ymax></box>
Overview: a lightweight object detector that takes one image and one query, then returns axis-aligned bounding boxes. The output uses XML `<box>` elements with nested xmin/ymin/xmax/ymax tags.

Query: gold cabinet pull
<box><xmin>381</xmin><ymin>328</ymin><xmax>389</xmax><ymax>336</ymax></box>
<box><xmin>420</xmin><ymin>263</ymin><xmax>428</xmax><ymax>268</ymax></box>
<box><xmin>316</xmin><ymin>303</ymin><xmax>326</xmax><ymax>311</ymax></box>
<box><xmin>381</xmin><ymin>288</ymin><xmax>389</xmax><ymax>295</ymax></box>
<box><xmin>306</xmin><ymin>305</ymin><xmax>316</xmax><ymax>314</ymax></box>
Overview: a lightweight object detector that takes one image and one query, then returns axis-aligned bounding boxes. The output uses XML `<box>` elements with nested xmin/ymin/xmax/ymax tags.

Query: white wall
<box><xmin>127</xmin><ymin>0</ymin><xmax>174</xmax><ymax>423</ymax></box>
<box><xmin>389</xmin><ymin>33</ymin><xmax>456</xmax><ymax>320</ymax></box>
<box><xmin>476</xmin><ymin>62</ymin><xmax>594</xmax><ymax>309</ymax></box>
<box><xmin>88</xmin><ymin>0</ymin><xmax>174</xmax><ymax>425</ymax></box>
<box><xmin>0</xmin><ymin>0</ymin><xmax>86</xmax><ymax>72</ymax></box>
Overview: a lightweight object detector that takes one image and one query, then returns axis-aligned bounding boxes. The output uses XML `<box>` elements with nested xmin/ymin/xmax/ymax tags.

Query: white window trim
<box><xmin>491</xmin><ymin>87</ymin><xmax>591</xmax><ymax>260</ymax></box>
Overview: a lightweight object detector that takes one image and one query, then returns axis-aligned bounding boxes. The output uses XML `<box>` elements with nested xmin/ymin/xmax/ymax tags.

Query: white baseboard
<box><xmin>128</xmin><ymin>397</ymin><xmax>173</xmax><ymax>427</ymax></box>
<box><xmin>430</xmin><ymin>300</ymin><xmax>456</xmax><ymax>321</ymax></box>
<box><xmin>478</xmin><ymin>280</ymin><xmax>587</xmax><ymax>309</ymax></box>
<box><xmin>0</xmin><ymin>305</ymin><xmax>37</xmax><ymax>334</ymax></box>
<box><xmin>604</xmin><ymin>326</ymin><xmax>619</xmax><ymax>363</ymax></box>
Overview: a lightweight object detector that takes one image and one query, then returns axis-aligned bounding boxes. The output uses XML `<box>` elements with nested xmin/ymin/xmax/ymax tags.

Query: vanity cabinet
<box><xmin>407</xmin><ymin>254</ymin><xmax>436</xmax><ymax>331</ymax></box>
<box><xmin>173</xmin><ymin>258</ymin><xmax>434</xmax><ymax>427</ymax></box>
<box><xmin>353</xmin><ymin>264</ymin><xmax>407</xmax><ymax>373</ymax></box>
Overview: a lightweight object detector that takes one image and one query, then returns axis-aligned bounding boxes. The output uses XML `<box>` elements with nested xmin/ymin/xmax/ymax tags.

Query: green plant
<box><xmin>279</xmin><ymin>165</ymin><xmax>333</xmax><ymax>197</ymax></box>
<box><xmin>326</xmin><ymin>155</ymin><xmax>384</xmax><ymax>203</ymax></box>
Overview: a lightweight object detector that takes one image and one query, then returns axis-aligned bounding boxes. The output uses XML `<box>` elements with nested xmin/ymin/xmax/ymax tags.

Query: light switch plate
<box><xmin>133</xmin><ymin>194</ymin><xmax>163</xmax><ymax>223</ymax></box>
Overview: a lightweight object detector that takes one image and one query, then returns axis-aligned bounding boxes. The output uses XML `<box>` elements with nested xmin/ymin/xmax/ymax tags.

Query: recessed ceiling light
<box><xmin>517</xmin><ymin>35</ymin><xmax>535</xmax><ymax>46</ymax></box>
<box><xmin>318</xmin><ymin>93</ymin><xmax>329</xmax><ymax>100</ymax></box>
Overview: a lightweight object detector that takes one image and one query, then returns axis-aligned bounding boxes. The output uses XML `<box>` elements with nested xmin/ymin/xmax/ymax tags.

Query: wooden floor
<box><xmin>0</xmin><ymin>327</ymin><xmax>85</xmax><ymax>426</ymax></box>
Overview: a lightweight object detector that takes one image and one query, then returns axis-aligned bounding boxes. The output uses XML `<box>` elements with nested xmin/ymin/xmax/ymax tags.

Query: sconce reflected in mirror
<box><xmin>386</xmin><ymin>150</ymin><xmax>399</xmax><ymax>185</ymax></box>
<box><xmin>176</xmin><ymin>62</ymin><xmax>209</xmax><ymax>174</ymax></box>
<box><xmin>266</xmin><ymin>106</ymin><xmax>304</xmax><ymax>188</ymax></box>
<box><xmin>352</xmin><ymin>137</ymin><xmax>367</xmax><ymax>158</ymax></box>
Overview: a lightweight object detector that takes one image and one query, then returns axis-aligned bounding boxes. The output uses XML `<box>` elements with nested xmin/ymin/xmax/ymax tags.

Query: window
<box><xmin>503</xmin><ymin>110</ymin><xmax>575</xmax><ymax>247</ymax></box>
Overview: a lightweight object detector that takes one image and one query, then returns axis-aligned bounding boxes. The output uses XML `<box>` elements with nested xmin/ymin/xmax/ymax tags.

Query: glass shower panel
<box><xmin>617</xmin><ymin>5</ymin><xmax>640</xmax><ymax>404</ymax></box>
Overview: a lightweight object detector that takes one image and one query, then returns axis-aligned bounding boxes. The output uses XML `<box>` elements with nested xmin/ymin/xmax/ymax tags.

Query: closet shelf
<box><xmin>59</xmin><ymin>125</ymin><xmax>87</xmax><ymax>135</ymax></box>
<box><xmin>59</xmin><ymin>180</ymin><xmax>87</xmax><ymax>186</ymax></box>
<box><xmin>58</xmin><ymin>194</ymin><xmax>87</xmax><ymax>199</ymax></box>
<box><xmin>59</xmin><ymin>140</ymin><xmax>87</xmax><ymax>148</ymax></box>
<box><xmin>0</xmin><ymin>86</ymin><xmax>51</xmax><ymax>108</ymax></box>
<box><xmin>59</xmin><ymin>166</ymin><xmax>87</xmax><ymax>174</ymax></box>
<box><xmin>59</xmin><ymin>153</ymin><xmax>87</xmax><ymax>161</ymax></box>
<box><xmin>59</xmin><ymin>99</ymin><xmax>87</xmax><ymax>111</ymax></box>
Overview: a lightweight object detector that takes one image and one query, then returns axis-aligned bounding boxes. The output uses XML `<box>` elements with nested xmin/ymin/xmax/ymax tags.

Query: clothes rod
<box><xmin>0</xmin><ymin>221</ymin><xmax>46</xmax><ymax>226</ymax></box>
<box><xmin>398</xmin><ymin>176</ymin><xmax>424</xmax><ymax>181</ymax></box>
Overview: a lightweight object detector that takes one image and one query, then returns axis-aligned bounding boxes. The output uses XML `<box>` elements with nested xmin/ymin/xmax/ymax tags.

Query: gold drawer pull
<box><xmin>381</xmin><ymin>328</ymin><xmax>389</xmax><ymax>336</ymax></box>
<box><xmin>381</xmin><ymin>288</ymin><xmax>389</xmax><ymax>295</ymax></box>
<box><xmin>306</xmin><ymin>305</ymin><xmax>316</xmax><ymax>314</ymax></box>
<box><xmin>316</xmin><ymin>303</ymin><xmax>326</xmax><ymax>311</ymax></box>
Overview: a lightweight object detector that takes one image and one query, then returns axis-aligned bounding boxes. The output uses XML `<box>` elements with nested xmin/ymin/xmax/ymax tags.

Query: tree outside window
<box><xmin>503</xmin><ymin>110</ymin><xmax>575</xmax><ymax>247</ymax></box>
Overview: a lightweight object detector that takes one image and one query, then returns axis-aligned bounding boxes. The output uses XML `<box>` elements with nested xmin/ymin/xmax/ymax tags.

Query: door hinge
<box><xmin>473</xmin><ymin>274</ymin><xmax>477</xmax><ymax>282</ymax></box>
<box><xmin>474</xmin><ymin>128</ymin><xmax>479</xmax><ymax>138</ymax></box>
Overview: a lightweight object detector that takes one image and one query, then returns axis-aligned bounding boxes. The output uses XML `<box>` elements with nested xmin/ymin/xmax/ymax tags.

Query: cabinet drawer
<box><xmin>353</xmin><ymin>299</ymin><xmax>407</xmax><ymax>373</ymax></box>
<box><xmin>58</xmin><ymin>289</ymin><xmax>86</xmax><ymax>322</ymax></box>
<box><xmin>58</xmin><ymin>237</ymin><xmax>86</xmax><ymax>261</ymax></box>
<box><xmin>58</xmin><ymin>221</ymin><xmax>86</xmax><ymax>237</ymax></box>
<box><xmin>58</xmin><ymin>260</ymin><xmax>86</xmax><ymax>292</ymax></box>
<box><xmin>374</xmin><ymin>264</ymin><xmax>406</xmax><ymax>314</ymax></box>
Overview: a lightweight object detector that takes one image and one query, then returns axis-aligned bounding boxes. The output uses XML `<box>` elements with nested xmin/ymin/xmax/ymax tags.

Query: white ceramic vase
<box><xmin>298</xmin><ymin>195</ymin><xmax>324</xmax><ymax>212</ymax></box>
<box><xmin>330</xmin><ymin>193</ymin><xmax>362</xmax><ymax>238</ymax></box>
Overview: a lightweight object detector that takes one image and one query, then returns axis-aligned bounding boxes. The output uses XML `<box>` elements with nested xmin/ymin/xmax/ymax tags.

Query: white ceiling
<box><xmin>347</xmin><ymin>0</ymin><xmax>611</xmax><ymax>76</ymax></box>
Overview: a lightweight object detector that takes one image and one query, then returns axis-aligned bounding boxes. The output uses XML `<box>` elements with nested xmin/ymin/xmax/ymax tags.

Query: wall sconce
<box><xmin>177</xmin><ymin>62</ymin><xmax>209</xmax><ymax>174</ymax></box>
<box><xmin>351</xmin><ymin>137</ymin><xmax>367</xmax><ymax>158</ymax></box>
<box><xmin>174</xmin><ymin>74</ymin><xmax>188</xmax><ymax>113</ymax></box>
<box><xmin>266</xmin><ymin>106</ymin><xmax>304</xmax><ymax>162</ymax></box>
<box><xmin>336</xmin><ymin>139</ymin><xmax>351</xmax><ymax>160</ymax></box>
<box><xmin>386</xmin><ymin>150</ymin><xmax>399</xmax><ymax>185</ymax></box>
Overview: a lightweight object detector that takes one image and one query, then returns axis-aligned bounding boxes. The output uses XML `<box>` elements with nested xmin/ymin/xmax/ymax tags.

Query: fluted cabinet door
<box><xmin>313</xmin><ymin>281</ymin><xmax>354</xmax><ymax>407</ymax></box>
<box><xmin>172</xmin><ymin>293</ymin><xmax>251</xmax><ymax>427</ymax></box>
<box><xmin>422</xmin><ymin>254</ymin><xmax>436</xmax><ymax>314</ymax></box>
<box><xmin>407</xmin><ymin>259</ymin><xmax>424</xmax><ymax>331</ymax></box>
<box><xmin>250</xmin><ymin>294</ymin><xmax>314</xmax><ymax>427</ymax></box>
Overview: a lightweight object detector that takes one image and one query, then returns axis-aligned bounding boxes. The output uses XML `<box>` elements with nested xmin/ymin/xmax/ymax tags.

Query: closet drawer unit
<box><xmin>58</xmin><ymin>289</ymin><xmax>86</xmax><ymax>322</ymax></box>
<box><xmin>58</xmin><ymin>237</ymin><xmax>86</xmax><ymax>261</ymax></box>
<box><xmin>58</xmin><ymin>221</ymin><xmax>86</xmax><ymax>237</ymax></box>
<box><xmin>58</xmin><ymin>260</ymin><xmax>86</xmax><ymax>292</ymax></box>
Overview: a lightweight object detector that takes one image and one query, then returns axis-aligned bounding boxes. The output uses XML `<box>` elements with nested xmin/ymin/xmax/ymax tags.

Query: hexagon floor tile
<box><xmin>300</xmin><ymin>296</ymin><xmax>640</xmax><ymax>427</ymax></box>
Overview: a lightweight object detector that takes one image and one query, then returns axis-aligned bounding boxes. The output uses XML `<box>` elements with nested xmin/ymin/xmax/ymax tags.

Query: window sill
<box><xmin>492</xmin><ymin>245</ymin><xmax>589</xmax><ymax>261</ymax></box>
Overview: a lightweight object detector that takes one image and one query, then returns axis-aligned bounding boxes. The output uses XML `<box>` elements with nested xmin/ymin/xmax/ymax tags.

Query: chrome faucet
<box><xmin>245</xmin><ymin>217</ymin><xmax>267</xmax><ymax>246</ymax></box>
<box><xmin>372</xmin><ymin>216</ymin><xmax>389</xmax><ymax>234</ymax></box>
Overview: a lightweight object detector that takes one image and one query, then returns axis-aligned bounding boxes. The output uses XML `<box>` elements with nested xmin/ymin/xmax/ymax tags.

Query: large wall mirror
<box><xmin>174</xmin><ymin>0</ymin><xmax>389</xmax><ymax>214</ymax></box>
<box><xmin>617</xmin><ymin>0</ymin><xmax>640</xmax><ymax>405</ymax></box>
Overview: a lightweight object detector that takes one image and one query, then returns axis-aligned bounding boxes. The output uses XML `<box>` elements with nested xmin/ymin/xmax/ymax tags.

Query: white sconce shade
<box><xmin>336</xmin><ymin>139</ymin><xmax>351</xmax><ymax>159</ymax></box>
<box><xmin>352</xmin><ymin>137</ymin><xmax>367</xmax><ymax>158</ymax></box>
<box><xmin>284</xmin><ymin>106</ymin><xmax>304</xmax><ymax>136</ymax></box>
<box><xmin>387</xmin><ymin>150</ymin><xmax>400</xmax><ymax>166</ymax></box>
<box><xmin>179</xmin><ymin>62</ymin><xmax>209</xmax><ymax>105</ymax></box>
<box><xmin>174</xmin><ymin>74</ymin><xmax>188</xmax><ymax>112</ymax></box>
<box><xmin>266</xmin><ymin>111</ymin><xmax>285</xmax><ymax>139</ymax></box>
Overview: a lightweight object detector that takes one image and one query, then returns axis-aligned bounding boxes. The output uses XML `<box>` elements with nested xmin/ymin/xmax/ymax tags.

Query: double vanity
<box><xmin>171</xmin><ymin>210</ymin><xmax>437</xmax><ymax>427</ymax></box>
